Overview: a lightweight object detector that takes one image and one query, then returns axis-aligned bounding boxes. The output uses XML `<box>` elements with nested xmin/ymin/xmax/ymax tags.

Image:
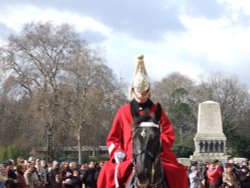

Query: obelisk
<box><xmin>190</xmin><ymin>101</ymin><xmax>228</xmax><ymax>161</ymax></box>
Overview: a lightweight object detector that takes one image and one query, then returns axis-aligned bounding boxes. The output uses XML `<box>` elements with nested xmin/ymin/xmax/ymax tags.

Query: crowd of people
<box><xmin>1</xmin><ymin>155</ymin><xmax>250</xmax><ymax>188</ymax></box>
<box><xmin>0</xmin><ymin>156</ymin><xmax>103</xmax><ymax>188</ymax></box>
<box><xmin>188</xmin><ymin>156</ymin><xmax>250</xmax><ymax>188</ymax></box>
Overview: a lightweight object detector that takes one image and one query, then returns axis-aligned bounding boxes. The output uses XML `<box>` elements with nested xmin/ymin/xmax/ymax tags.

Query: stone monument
<box><xmin>190</xmin><ymin>101</ymin><xmax>228</xmax><ymax>161</ymax></box>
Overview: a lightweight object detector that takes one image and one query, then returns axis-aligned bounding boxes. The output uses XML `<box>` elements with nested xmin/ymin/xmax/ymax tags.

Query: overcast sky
<box><xmin>0</xmin><ymin>0</ymin><xmax>250</xmax><ymax>88</ymax></box>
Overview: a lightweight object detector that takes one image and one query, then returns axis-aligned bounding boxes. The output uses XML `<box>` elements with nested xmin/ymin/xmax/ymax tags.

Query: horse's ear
<box><xmin>130</xmin><ymin>101</ymin><xmax>137</xmax><ymax>121</ymax></box>
<box><xmin>154</xmin><ymin>103</ymin><xmax>162</xmax><ymax>123</ymax></box>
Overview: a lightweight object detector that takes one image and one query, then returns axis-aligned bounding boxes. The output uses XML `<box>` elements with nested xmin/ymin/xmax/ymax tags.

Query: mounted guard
<box><xmin>97</xmin><ymin>55</ymin><xmax>188</xmax><ymax>188</ymax></box>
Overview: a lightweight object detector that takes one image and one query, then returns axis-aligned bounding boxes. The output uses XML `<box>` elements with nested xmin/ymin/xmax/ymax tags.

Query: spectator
<box><xmin>0</xmin><ymin>163</ymin><xmax>8</xmax><ymax>188</ymax></box>
<box><xmin>79</xmin><ymin>164</ymin><xmax>87</xmax><ymax>185</ymax></box>
<box><xmin>36</xmin><ymin>159</ymin><xmax>47</xmax><ymax>188</ymax></box>
<box><xmin>61</xmin><ymin>162</ymin><xmax>78</xmax><ymax>188</ymax></box>
<box><xmin>47</xmin><ymin>162</ymin><xmax>53</xmax><ymax>173</ymax></box>
<box><xmin>60</xmin><ymin>162</ymin><xmax>70</xmax><ymax>182</ymax></box>
<box><xmin>16</xmin><ymin>156</ymin><xmax>25</xmax><ymax>167</ymax></box>
<box><xmin>24</xmin><ymin>162</ymin><xmax>36</xmax><ymax>188</ymax></box>
<box><xmin>239</xmin><ymin>166</ymin><xmax>250</xmax><ymax>188</ymax></box>
<box><xmin>48</xmin><ymin>161</ymin><xmax>61</xmax><ymax>188</ymax></box>
<box><xmin>240</xmin><ymin>159</ymin><xmax>249</xmax><ymax>168</ymax></box>
<box><xmin>69</xmin><ymin>162</ymin><xmax>78</xmax><ymax>175</ymax></box>
<box><xmin>222</xmin><ymin>163</ymin><xmax>238</xmax><ymax>188</ymax></box>
<box><xmin>206</xmin><ymin>160</ymin><xmax>223</xmax><ymax>188</ymax></box>
<box><xmin>94</xmin><ymin>163</ymin><xmax>101</xmax><ymax>182</ymax></box>
<box><xmin>226</xmin><ymin>156</ymin><xmax>241</xmax><ymax>183</ymax></box>
<box><xmin>5</xmin><ymin>160</ymin><xmax>18</xmax><ymax>188</ymax></box>
<box><xmin>189</xmin><ymin>166</ymin><xmax>203</xmax><ymax>188</ymax></box>
<box><xmin>16</xmin><ymin>164</ymin><xmax>27</xmax><ymax>188</ymax></box>
<box><xmin>70</xmin><ymin>170</ymin><xmax>82</xmax><ymax>188</ymax></box>
<box><xmin>83</xmin><ymin>162</ymin><xmax>97</xmax><ymax>188</ymax></box>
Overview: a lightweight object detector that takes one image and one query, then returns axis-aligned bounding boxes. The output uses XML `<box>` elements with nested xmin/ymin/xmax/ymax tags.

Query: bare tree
<box><xmin>0</xmin><ymin>22</ymin><xmax>125</xmax><ymax>162</ymax></box>
<box><xmin>61</xmin><ymin>51</ymin><xmax>126</xmax><ymax>163</ymax></box>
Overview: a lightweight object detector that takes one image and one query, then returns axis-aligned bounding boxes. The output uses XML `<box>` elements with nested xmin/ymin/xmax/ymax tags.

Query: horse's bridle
<box><xmin>133</xmin><ymin>149</ymin><xmax>154</xmax><ymax>165</ymax></box>
<box><xmin>132</xmin><ymin>121</ymin><xmax>161</xmax><ymax>165</ymax></box>
<box><xmin>130</xmin><ymin>101</ymin><xmax>164</xmax><ymax>187</ymax></box>
<box><xmin>132</xmin><ymin>126</ymin><xmax>163</xmax><ymax>187</ymax></box>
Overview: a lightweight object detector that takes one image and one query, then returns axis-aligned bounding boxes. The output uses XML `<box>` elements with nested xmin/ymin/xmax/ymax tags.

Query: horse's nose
<box><xmin>137</xmin><ymin>167</ymin><xmax>150</xmax><ymax>180</ymax></box>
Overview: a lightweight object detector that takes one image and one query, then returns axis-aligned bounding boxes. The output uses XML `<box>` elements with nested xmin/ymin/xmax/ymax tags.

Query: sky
<box><xmin>0</xmin><ymin>0</ymin><xmax>250</xmax><ymax>88</ymax></box>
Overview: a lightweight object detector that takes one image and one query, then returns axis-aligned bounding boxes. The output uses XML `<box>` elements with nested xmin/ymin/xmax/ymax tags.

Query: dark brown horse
<box><xmin>126</xmin><ymin>112</ymin><xmax>168</xmax><ymax>188</ymax></box>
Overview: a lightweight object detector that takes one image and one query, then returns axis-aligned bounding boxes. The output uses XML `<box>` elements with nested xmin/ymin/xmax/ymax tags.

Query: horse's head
<box><xmin>132</xmin><ymin>114</ymin><xmax>161</xmax><ymax>187</ymax></box>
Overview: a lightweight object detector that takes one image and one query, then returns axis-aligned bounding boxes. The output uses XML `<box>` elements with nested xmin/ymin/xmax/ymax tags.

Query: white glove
<box><xmin>114</xmin><ymin>151</ymin><xmax>126</xmax><ymax>163</ymax></box>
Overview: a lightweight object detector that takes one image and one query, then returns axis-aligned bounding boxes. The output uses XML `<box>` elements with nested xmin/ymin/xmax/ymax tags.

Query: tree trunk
<box><xmin>77</xmin><ymin>126</ymin><xmax>82</xmax><ymax>164</ymax></box>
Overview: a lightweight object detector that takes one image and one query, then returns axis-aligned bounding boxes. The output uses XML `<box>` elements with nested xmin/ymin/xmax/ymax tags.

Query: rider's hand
<box><xmin>114</xmin><ymin>151</ymin><xmax>126</xmax><ymax>163</ymax></box>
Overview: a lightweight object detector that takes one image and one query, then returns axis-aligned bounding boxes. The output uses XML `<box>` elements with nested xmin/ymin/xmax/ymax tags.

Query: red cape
<box><xmin>97</xmin><ymin>102</ymin><xmax>188</xmax><ymax>188</ymax></box>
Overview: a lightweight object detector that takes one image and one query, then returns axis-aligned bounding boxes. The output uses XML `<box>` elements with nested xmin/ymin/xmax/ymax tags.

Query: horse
<box><xmin>126</xmin><ymin>109</ymin><xmax>168</xmax><ymax>188</ymax></box>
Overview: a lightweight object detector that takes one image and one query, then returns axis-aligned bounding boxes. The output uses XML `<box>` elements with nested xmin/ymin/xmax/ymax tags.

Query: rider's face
<box><xmin>133</xmin><ymin>88</ymin><xmax>150</xmax><ymax>103</ymax></box>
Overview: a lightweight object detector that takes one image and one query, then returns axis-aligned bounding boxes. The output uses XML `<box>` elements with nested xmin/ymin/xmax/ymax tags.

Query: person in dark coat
<box><xmin>70</xmin><ymin>170</ymin><xmax>82</xmax><ymax>188</ymax></box>
<box><xmin>239</xmin><ymin>166</ymin><xmax>250</xmax><ymax>188</ymax></box>
<box><xmin>48</xmin><ymin>161</ymin><xmax>61</xmax><ymax>188</ymax></box>
<box><xmin>5</xmin><ymin>160</ymin><xmax>18</xmax><ymax>188</ymax></box>
<box><xmin>83</xmin><ymin>162</ymin><xmax>97</xmax><ymax>188</ymax></box>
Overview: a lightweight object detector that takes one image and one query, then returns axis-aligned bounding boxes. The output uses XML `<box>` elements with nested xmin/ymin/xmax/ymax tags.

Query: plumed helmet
<box><xmin>129</xmin><ymin>55</ymin><xmax>150</xmax><ymax>98</ymax></box>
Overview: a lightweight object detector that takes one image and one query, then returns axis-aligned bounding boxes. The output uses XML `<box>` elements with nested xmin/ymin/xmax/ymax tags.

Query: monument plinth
<box><xmin>190</xmin><ymin>101</ymin><xmax>228</xmax><ymax>161</ymax></box>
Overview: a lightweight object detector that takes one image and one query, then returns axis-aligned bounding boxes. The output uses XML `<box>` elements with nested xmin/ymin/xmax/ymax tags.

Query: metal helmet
<box><xmin>129</xmin><ymin>55</ymin><xmax>150</xmax><ymax>98</ymax></box>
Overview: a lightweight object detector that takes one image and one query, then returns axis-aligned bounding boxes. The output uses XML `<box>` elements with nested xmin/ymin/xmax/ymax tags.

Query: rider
<box><xmin>97</xmin><ymin>55</ymin><xmax>188</xmax><ymax>188</ymax></box>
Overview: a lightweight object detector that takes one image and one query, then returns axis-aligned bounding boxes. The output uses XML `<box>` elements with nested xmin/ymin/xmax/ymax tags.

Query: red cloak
<box><xmin>97</xmin><ymin>102</ymin><xmax>188</xmax><ymax>188</ymax></box>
